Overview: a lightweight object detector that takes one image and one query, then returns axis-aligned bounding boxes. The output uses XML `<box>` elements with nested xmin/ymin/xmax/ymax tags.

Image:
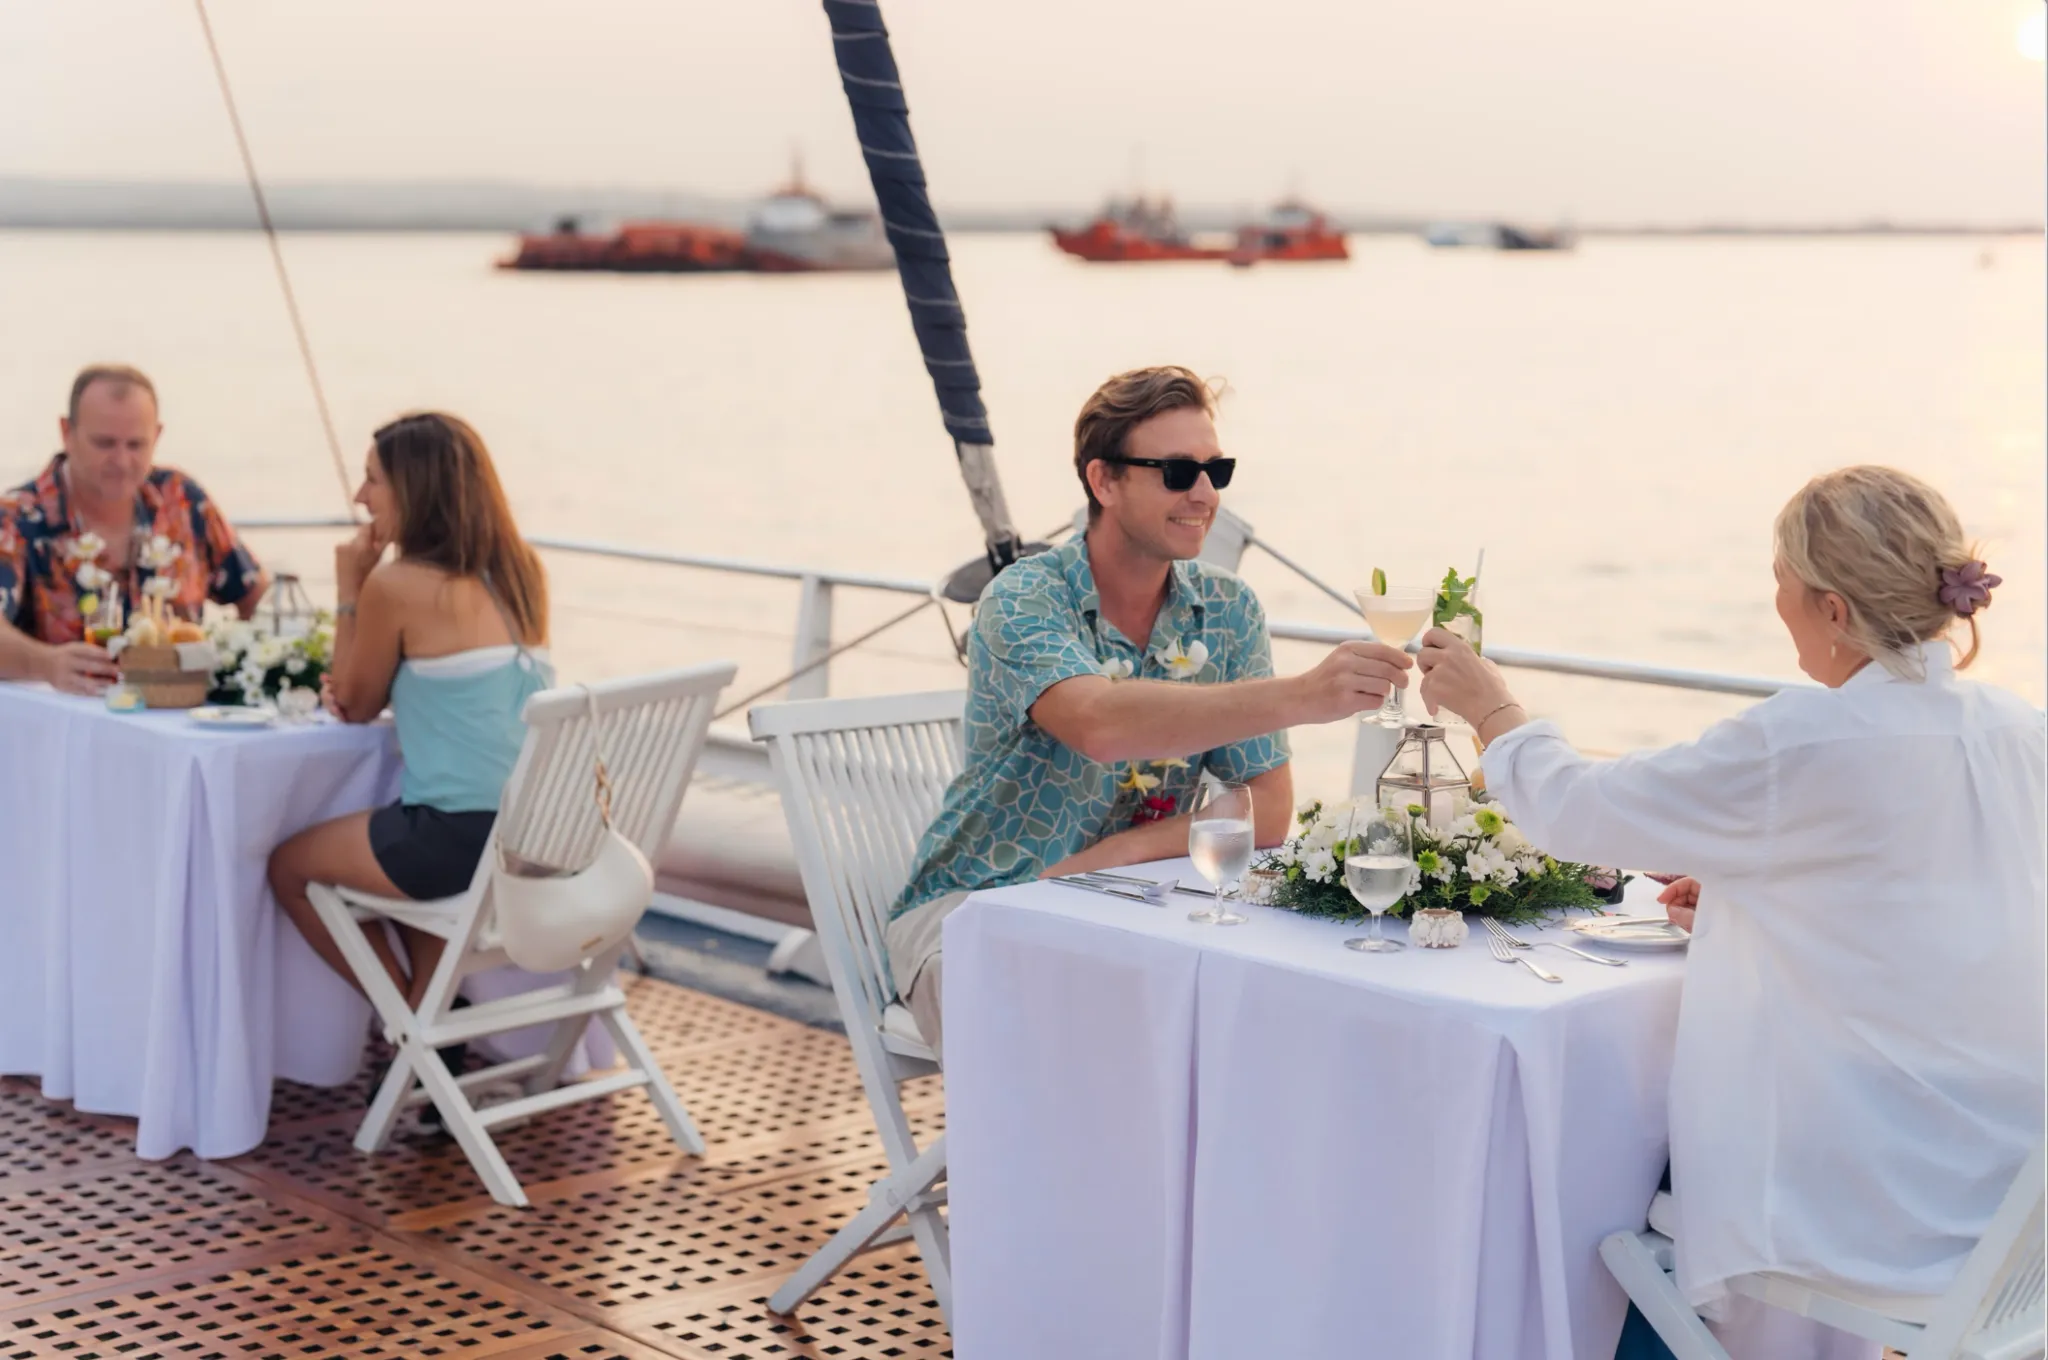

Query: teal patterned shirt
<box><xmin>894</xmin><ymin>534</ymin><xmax>1291</xmax><ymax>918</ymax></box>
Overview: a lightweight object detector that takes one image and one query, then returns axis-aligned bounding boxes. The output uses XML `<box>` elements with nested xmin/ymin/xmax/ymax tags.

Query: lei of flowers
<box><xmin>201</xmin><ymin>607</ymin><xmax>336</xmax><ymax>707</ymax></box>
<box><xmin>1104</xmin><ymin>639</ymin><xmax>1211</xmax><ymax>825</ymax></box>
<box><xmin>65</xmin><ymin>532</ymin><xmax>115</xmax><ymax>615</ymax></box>
<box><xmin>1256</xmin><ymin>795</ymin><xmax>1627</xmax><ymax>925</ymax></box>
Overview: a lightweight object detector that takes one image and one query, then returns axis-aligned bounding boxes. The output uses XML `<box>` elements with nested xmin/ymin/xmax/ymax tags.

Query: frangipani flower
<box><xmin>1150</xmin><ymin>755</ymin><xmax>1191</xmax><ymax>771</ymax></box>
<box><xmin>1099</xmin><ymin>656</ymin><xmax>1136</xmax><ymax>680</ymax></box>
<box><xmin>65</xmin><ymin>532</ymin><xmax>106</xmax><ymax>563</ymax></box>
<box><xmin>76</xmin><ymin>563</ymin><xmax>115</xmax><ymax>593</ymax></box>
<box><xmin>1117</xmin><ymin>766</ymin><xmax>1161</xmax><ymax>794</ymax></box>
<box><xmin>137</xmin><ymin>535</ymin><xmax>182</xmax><ymax>571</ymax></box>
<box><xmin>141</xmin><ymin>575</ymin><xmax>176</xmax><ymax>599</ymax></box>
<box><xmin>1152</xmin><ymin>638</ymin><xmax>1210</xmax><ymax>680</ymax></box>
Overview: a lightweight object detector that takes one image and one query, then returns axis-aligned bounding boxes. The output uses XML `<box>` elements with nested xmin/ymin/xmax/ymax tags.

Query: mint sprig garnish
<box><xmin>1433</xmin><ymin>568</ymin><xmax>1483</xmax><ymax>634</ymax></box>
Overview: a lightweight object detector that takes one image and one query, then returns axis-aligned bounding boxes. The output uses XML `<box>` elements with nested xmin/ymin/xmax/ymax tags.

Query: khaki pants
<box><xmin>883</xmin><ymin>889</ymin><xmax>968</xmax><ymax>1064</ymax></box>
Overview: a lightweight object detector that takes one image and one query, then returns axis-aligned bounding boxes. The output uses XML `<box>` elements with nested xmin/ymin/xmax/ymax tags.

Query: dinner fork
<box><xmin>1485</xmin><ymin>926</ymin><xmax>1562</xmax><ymax>982</ymax></box>
<box><xmin>1483</xmin><ymin>916</ymin><xmax>1627</xmax><ymax>967</ymax></box>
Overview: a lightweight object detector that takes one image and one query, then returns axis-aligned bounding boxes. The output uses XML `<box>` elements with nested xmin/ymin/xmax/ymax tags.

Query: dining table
<box><xmin>0</xmin><ymin>681</ymin><xmax>614</xmax><ymax>1161</ymax></box>
<box><xmin>942</xmin><ymin>859</ymin><xmax>1691</xmax><ymax>1360</ymax></box>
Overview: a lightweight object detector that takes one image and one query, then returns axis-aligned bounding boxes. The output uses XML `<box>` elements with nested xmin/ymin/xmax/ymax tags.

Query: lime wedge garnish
<box><xmin>1370</xmin><ymin>567</ymin><xmax>1387</xmax><ymax>596</ymax></box>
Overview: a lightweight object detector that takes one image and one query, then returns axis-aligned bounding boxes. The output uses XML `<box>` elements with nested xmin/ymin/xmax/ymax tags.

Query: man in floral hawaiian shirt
<box><xmin>884</xmin><ymin>366</ymin><xmax>1412</xmax><ymax>1056</ymax></box>
<box><xmin>0</xmin><ymin>365</ymin><xmax>267</xmax><ymax>694</ymax></box>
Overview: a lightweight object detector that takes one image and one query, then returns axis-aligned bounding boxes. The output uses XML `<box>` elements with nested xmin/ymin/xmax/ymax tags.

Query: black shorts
<box><xmin>368</xmin><ymin>802</ymin><xmax>496</xmax><ymax>901</ymax></box>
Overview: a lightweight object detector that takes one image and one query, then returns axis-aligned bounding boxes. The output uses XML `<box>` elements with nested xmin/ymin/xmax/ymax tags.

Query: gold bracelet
<box><xmin>1474</xmin><ymin>700</ymin><xmax>1525</xmax><ymax>744</ymax></box>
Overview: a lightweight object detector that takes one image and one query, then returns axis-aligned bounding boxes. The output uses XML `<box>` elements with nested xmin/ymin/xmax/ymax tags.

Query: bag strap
<box><xmin>582</xmin><ymin>684</ymin><xmax>617</xmax><ymax>828</ymax></box>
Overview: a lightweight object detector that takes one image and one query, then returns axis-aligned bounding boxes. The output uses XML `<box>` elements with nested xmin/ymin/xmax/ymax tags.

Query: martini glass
<box><xmin>1355</xmin><ymin>584</ymin><xmax>1431</xmax><ymax>729</ymax></box>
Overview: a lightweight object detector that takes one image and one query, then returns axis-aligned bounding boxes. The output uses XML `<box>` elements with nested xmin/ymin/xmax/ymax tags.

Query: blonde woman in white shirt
<box><xmin>1418</xmin><ymin>466</ymin><xmax>2044</xmax><ymax>1360</ymax></box>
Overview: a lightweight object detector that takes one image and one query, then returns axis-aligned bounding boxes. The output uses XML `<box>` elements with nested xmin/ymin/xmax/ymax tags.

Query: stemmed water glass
<box><xmin>1187</xmin><ymin>780</ymin><xmax>1253</xmax><ymax>926</ymax></box>
<box><xmin>1354</xmin><ymin>584</ymin><xmax>1432</xmax><ymax>729</ymax></box>
<box><xmin>1342</xmin><ymin>803</ymin><xmax>1414</xmax><ymax>952</ymax></box>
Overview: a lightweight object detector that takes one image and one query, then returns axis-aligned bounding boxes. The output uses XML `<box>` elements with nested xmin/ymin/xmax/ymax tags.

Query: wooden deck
<box><xmin>0</xmin><ymin>974</ymin><xmax>949</xmax><ymax>1360</ymax></box>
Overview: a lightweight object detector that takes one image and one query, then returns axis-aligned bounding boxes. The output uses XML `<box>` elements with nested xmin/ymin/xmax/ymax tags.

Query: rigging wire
<box><xmin>712</xmin><ymin>596</ymin><xmax>938</xmax><ymax>721</ymax></box>
<box><xmin>192</xmin><ymin>0</ymin><xmax>357</xmax><ymax>514</ymax></box>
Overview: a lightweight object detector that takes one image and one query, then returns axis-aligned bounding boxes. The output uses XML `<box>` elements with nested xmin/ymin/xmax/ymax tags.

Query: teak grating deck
<box><xmin>1</xmin><ymin>975</ymin><xmax>949</xmax><ymax>1360</ymax></box>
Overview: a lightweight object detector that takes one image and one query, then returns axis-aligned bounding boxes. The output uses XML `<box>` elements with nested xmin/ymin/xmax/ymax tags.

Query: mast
<box><xmin>820</xmin><ymin>0</ymin><xmax>1022</xmax><ymax>574</ymax></box>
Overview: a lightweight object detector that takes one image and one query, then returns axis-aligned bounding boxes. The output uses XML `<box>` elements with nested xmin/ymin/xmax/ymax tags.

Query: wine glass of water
<box><xmin>1343</xmin><ymin>804</ymin><xmax>1414</xmax><ymax>952</ymax></box>
<box><xmin>1354</xmin><ymin>584</ymin><xmax>1432</xmax><ymax>729</ymax></box>
<box><xmin>1187</xmin><ymin>780</ymin><xmax>1254</xmax><ymax>926</ymax></box>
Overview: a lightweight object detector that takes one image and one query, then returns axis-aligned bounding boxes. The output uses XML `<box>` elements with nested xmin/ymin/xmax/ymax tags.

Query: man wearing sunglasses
<box><xmin>883</xmin><ymin>365</ymin><xmax>1413</xmax><ymax>1058</ymax></box>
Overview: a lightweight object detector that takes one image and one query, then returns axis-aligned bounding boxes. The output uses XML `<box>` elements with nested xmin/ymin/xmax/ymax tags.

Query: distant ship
<box><xmin>1423</xmin><ymin>221</ymin><xmax>1576</xmax><ymax>251</ymax></box>
<box><xmin>499</xmin><ymin>171</ymin><xmax>895</xmax><ymax>274</ymax></box>
<box><xmin>1051</xmin><ymin>196</ymin><xmax>1348</xmax><ymax>265</ymax></box>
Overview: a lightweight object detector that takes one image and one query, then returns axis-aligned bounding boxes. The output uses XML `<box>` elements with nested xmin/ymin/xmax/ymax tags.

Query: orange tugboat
<box><xmin>499</xmin><ymin>170</ymin><xmax>895</xmax><ymax>273</ymax></box>
<box><xmin>1226</xmin><ymin>199</ymin><xmax>1351</xmax><ymax>264</ymax></box>
<box><xmin>1051</xmin><ymin>196</ymin><xmax>1348</xmax><ymax>265</ymax></box>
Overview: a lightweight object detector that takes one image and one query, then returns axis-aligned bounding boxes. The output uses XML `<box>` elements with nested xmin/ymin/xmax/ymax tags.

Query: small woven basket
<box><xmin>119</xmin><ymin>645</ymin><xmax>212</xmax><ymax>710</ymax></box>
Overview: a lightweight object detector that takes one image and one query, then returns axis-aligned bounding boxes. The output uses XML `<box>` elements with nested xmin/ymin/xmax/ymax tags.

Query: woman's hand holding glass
<box><xmin>1417</xmin><ymin>628</ymin><xmax>1525</xmax><ymax>742</ymax></box>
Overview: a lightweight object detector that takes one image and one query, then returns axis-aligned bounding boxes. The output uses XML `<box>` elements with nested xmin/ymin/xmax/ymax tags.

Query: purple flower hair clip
<box><xmin>1938</xmin><ymin>560</ymin><xmax>2002</xmax><ymax>617</ymax></box>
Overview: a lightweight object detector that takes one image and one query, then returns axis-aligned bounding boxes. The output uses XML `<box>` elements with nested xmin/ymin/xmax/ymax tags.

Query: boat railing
<box><xmin>239</xmin><ymin>515</ymin><xmax>1803</xmax><ymax>786</ymax></box>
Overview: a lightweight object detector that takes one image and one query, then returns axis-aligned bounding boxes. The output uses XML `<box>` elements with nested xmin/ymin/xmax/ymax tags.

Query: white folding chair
<box><xmin>309</xmin><ymin>661</ymin><xmax>736</xmax><ymax>1207</ymax></box>
<box><xmin>748</xmin><ymin>690</ymin><xmax>966</xmax><ymax>1326</ymax></box>
<box><xmin>1601</xmin><ymin>1145</ymin><xmax>2045</xmax><ymax>1359</ymax></box>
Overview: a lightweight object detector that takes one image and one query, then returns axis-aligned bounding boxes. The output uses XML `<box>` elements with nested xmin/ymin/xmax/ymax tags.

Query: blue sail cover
<box><xmin>823</xmin><ymin>0</ymin><xmax>993</xmax><ymax>452</ymax></box>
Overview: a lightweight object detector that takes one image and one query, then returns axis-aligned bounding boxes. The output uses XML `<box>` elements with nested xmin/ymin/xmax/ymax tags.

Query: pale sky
<box><xmin>4</xmin><ymin>0</ymin><xmax>2043</xmax><ymax>222</ymax></box>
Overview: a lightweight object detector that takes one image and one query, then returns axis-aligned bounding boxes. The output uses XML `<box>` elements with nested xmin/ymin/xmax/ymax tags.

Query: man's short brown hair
<box><xmin>68</xmin><ymin>364</ymin><xmax>158</xmax><ymax>423</ymax></box>
<box><xmin>1072</xmin><ymin>366</ymin><xmax>1217</xmax><ymax>520</ymax></box>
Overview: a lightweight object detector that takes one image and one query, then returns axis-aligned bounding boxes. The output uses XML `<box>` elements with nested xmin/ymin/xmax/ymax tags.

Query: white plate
<box><xmin>187</xmin><ymin>705</ymin><xmax>277</xmax><ymax>729</ymax></box>
<box><xmin>1567</xmin><ymin>920</ymin><xmax>1690</xmax><ymax>950</ymax></box>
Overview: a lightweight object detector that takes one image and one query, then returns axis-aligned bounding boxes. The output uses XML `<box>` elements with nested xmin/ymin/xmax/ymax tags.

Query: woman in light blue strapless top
<box><xmin>267</xmin><ymin>411</ymin><xmax>552</xmax><ymax>1013</ymax></box>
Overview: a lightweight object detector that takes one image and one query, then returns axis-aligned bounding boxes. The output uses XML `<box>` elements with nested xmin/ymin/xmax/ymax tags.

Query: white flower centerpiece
<box><xmin>201</xmin><ymin>605</ymin><xmax>335</xmax><ymax>710</ymax></box>
<box><xmin>1256</xmin><ymin>795</ymin><xmax>1627</xmax><ymax>927</ymax></box>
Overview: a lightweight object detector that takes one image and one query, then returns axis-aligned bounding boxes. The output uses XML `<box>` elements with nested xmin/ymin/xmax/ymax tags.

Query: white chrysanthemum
<box><xmin>1272</xmin><ymin>842</ymin><xmax>1299</xmax><ymax>867</ymax></box>
<box><xmin>1301</xmin><ymin>819</ymin><xmax>1340</xmax><ymax>852</ymax></box>
<box><xmin>1301</xmin><ymin>847</ymin><xmax>1338</xmax><ymax>883</ymax></box>
<box><xmin>1465</xmin><ymin>843</ymin><xmax>1506</xmax><ymax>883</ymax></box>
<box><xmin>254</xmin><ymin>636</ymin><xmax>290</xmax><ymax>668</ymax></box>
<box><xmin>1496</xmin><ymin>823</ymin><xmax>1531</xmax><ymax>855</ymax></box>
<box><xmin>284</xmin><ymin>655</ymin><xmax>307</xmax><ymax>676</ymax></box>
<box><xmin>1446</xmin><ymin>814</ymin><xmax>1482</xmax><ymax>842</ymax></box>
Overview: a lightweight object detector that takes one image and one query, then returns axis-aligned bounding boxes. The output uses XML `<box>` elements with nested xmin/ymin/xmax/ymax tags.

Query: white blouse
<box><xmin>1483</xmin><ymin>642</ymin><xmax>2045</xmax><ymax>1309</ymax></box>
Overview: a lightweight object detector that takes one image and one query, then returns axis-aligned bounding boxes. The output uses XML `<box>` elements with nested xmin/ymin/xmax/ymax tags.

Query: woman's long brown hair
<box><xmin>372</xmin><ymin>412</ymin><xmax>548</xmax><ymax>644</ymax></box>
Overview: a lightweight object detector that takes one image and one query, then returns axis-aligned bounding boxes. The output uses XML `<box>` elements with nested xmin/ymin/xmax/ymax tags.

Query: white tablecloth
<box><xmin>944</xmin><ymin>862</ymin><xmax>1689</xmax><ymax>1360</ymax></box>
<box><xmin>0</xmin><ymin>683</ymin><xmax>617</xmax><ymax>1160</ymax></box>
<box><xmin>0</xmin><ymin>683</ymin><xmax>403</xmax><ymax>1158</ymax></box>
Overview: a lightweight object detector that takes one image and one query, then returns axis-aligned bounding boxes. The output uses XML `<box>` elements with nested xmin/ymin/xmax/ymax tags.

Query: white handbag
<box><xmin>491</xmin><ymin>686</ymin><xmax>655</xmax><ymax>973</ymax></box>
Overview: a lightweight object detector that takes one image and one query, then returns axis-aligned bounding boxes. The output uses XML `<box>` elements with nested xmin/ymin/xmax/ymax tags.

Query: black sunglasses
<box><xmin>1102</xmin><ymin>455</ymin><xmax>1236</xmax><ymax>492</ymax></box>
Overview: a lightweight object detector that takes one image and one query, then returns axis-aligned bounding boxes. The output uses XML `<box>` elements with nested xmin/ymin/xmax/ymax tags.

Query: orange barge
<box><xmin>1052</xmin><ymin>196</ymin><xmax>1348</xmax><ymax>265</ymax></box>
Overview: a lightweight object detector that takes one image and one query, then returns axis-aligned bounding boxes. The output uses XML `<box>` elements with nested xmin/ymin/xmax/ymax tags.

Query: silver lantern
<box><xmin>1375</xmin><ymin>723</ymin><xmax>1473</xmax><ymax>828</ymax></box>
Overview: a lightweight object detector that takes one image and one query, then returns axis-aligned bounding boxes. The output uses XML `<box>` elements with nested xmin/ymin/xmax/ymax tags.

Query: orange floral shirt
<box><xmin>0</xmin><ymin>454</ymin><xmax>264</xmax><ymax>645</ymax></box>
